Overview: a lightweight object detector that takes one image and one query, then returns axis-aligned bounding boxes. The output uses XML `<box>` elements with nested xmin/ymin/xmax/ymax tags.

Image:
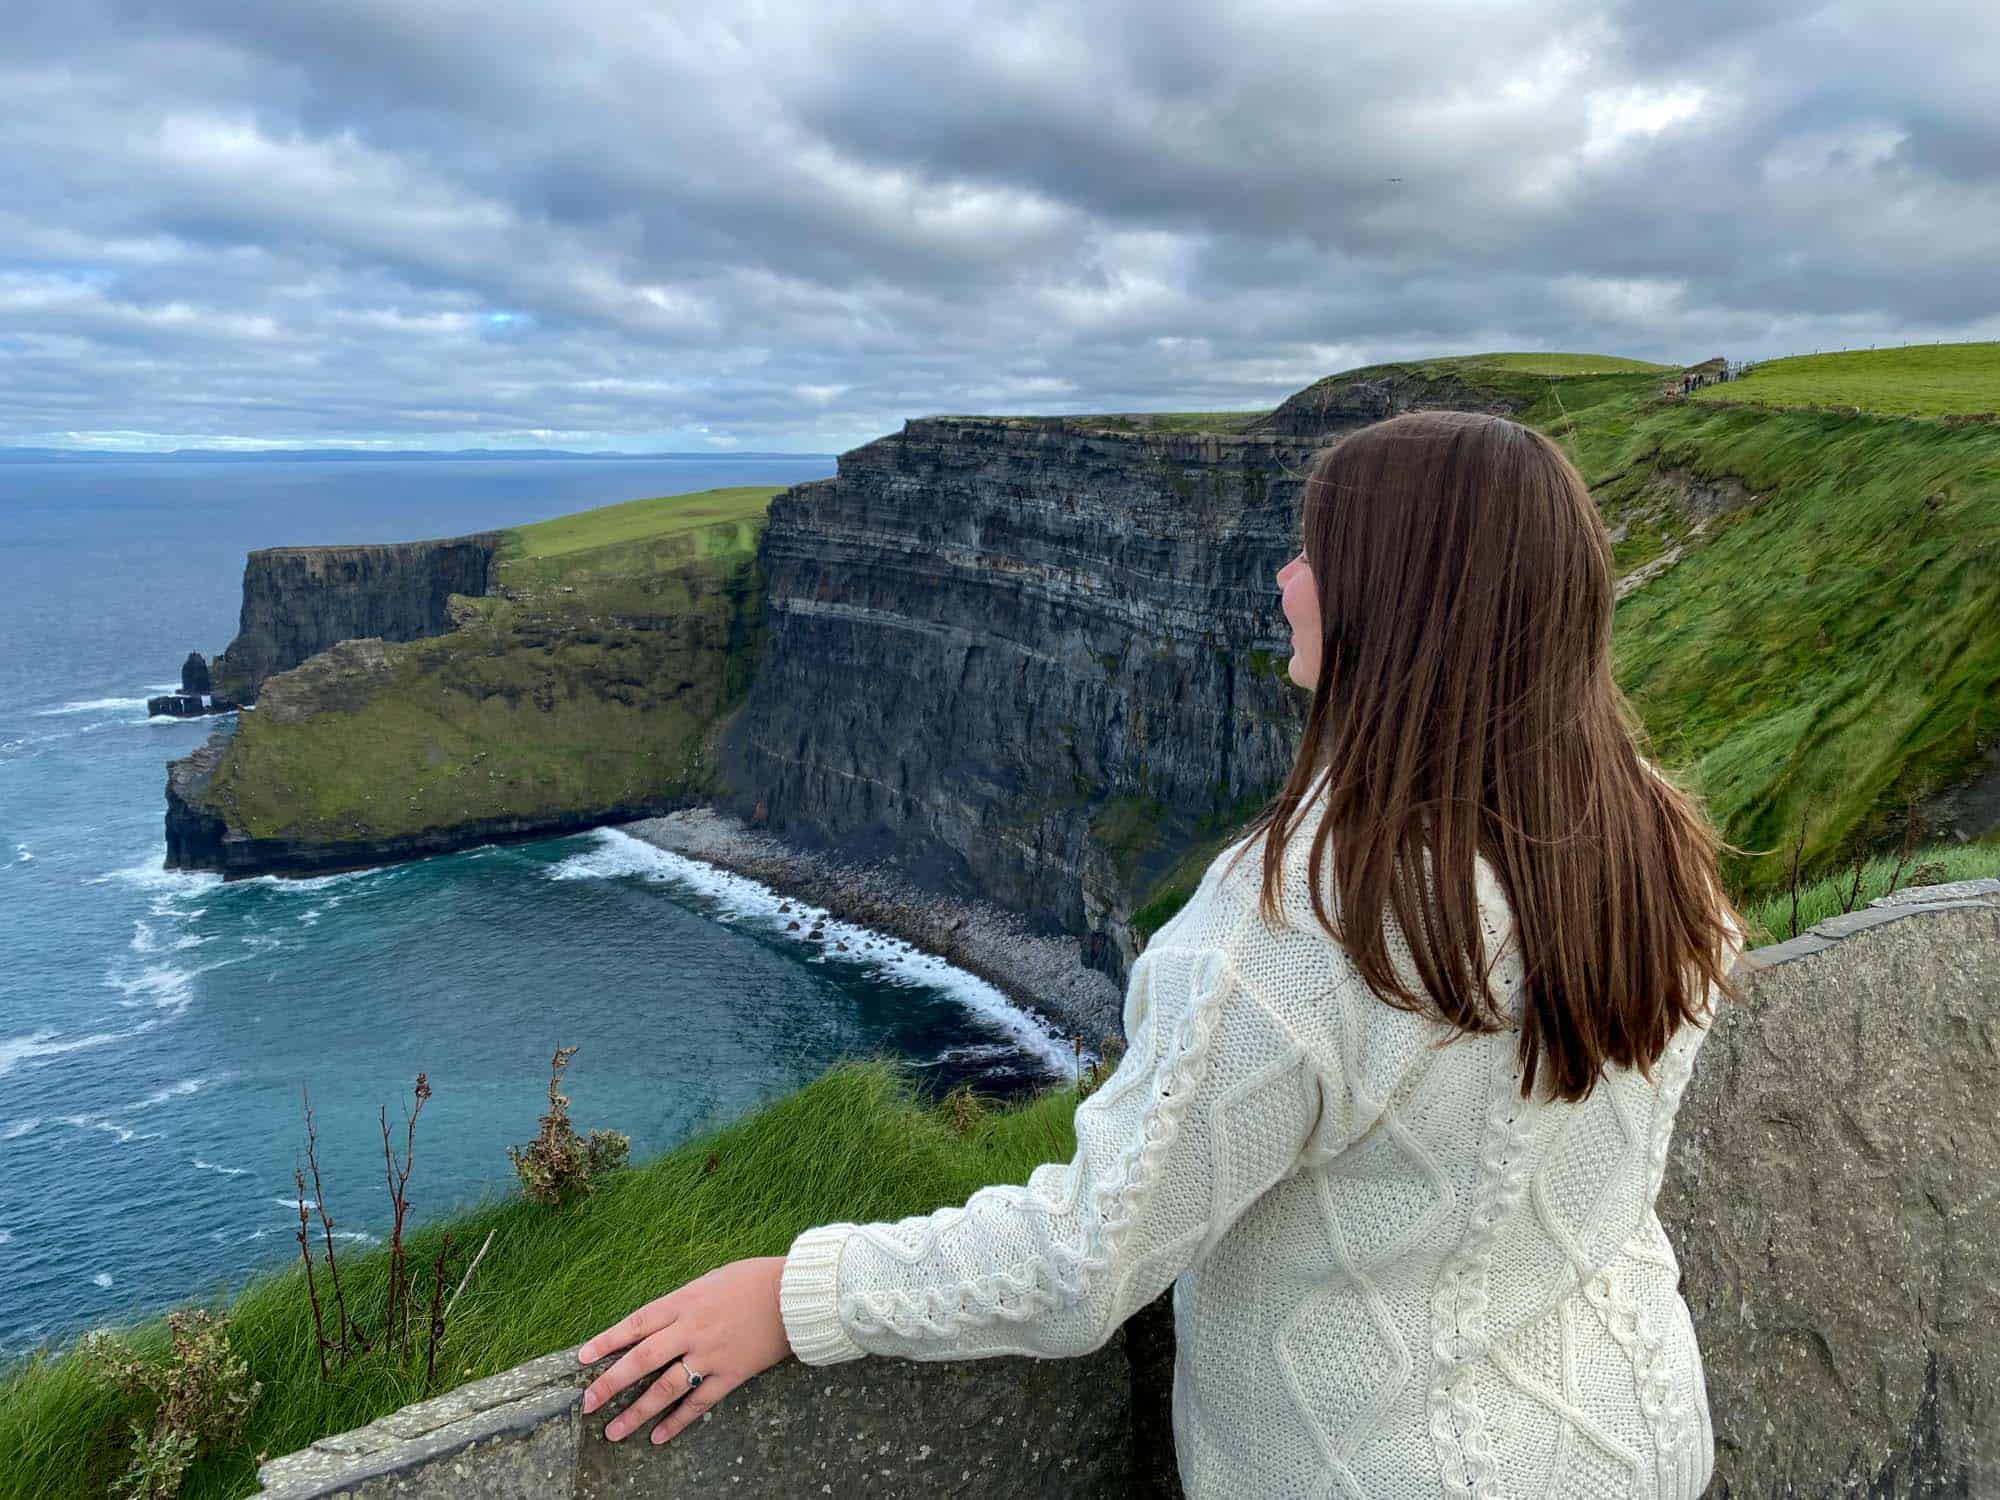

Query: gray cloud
<box><xmin>1</xmin><ymin>0</ymin><xmax>1994</xmax><ymax>451</ymax></box>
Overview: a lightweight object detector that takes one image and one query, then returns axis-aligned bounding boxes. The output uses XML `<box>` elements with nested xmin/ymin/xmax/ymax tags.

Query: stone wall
<box><xmin>255</xmin><ymin>880</ymin><xmax>2000</xmax><ymax>1497</ymax></box>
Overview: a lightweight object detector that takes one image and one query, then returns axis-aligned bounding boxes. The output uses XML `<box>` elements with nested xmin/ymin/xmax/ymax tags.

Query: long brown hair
<box><xmin>1221</xmin><ymin>410</ymin><xmax>1751</xmax><ymax>1105</ymax></box>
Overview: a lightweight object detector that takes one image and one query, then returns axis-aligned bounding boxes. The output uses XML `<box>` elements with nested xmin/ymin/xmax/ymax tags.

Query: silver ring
<box><xmin>684</xmin><ymin>1365</ymin><xmax>704</xmax><ymax>1390</ymax></box>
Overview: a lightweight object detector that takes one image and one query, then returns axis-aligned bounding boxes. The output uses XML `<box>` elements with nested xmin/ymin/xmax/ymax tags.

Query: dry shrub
<box><xmin>508</xmin><ymin>1044</ymin><xmax>630</xmax><ymax>1208</ymax></box>
<box><xmin>83</xmin><ymin>1309</ymin><xmax>261</xmax><ymax>1500</ymax></box>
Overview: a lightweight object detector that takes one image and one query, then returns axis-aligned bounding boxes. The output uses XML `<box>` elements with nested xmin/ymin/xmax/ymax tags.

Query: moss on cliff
<box><xmin>183</xmin><ymin>487</ymin><xmax>779</xmax><ymax>853</ymax></box>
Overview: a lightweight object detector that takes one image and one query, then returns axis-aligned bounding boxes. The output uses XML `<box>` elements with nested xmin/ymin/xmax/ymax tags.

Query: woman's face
<box><xmin>1278</xmin><ymin>547</ymin><xmax>1320</xmax><ymax>689</ymax></box>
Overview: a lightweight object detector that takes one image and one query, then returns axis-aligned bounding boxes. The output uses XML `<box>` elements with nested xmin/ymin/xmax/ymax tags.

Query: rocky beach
<box><xmin>625</xmin><ymin>805</ymin><xmax>1127</xmax><ymax>1053</ymax></box>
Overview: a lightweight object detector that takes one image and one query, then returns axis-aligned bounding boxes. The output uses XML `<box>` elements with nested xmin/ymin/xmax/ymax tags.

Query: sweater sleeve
<box><xmin>778</xmin><ymin>942</ymin><xmax>1323</xmax><ymax>1364</ymax></box>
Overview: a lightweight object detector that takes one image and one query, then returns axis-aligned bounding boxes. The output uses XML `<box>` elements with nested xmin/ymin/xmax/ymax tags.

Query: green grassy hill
<box><xmin>189</xmin><ymin>487</ymin><xmax>778</xmax><ymax>853</ymax></box>
<box><xmin>1556</xmin><ymin>342</ymin><xmax>2000</xmax><ymax>893</ymax></box>
<box><xmin>1690</xmin><ymin>341</ymin><xmax>2000</xmax><ymax>419</ymax></box>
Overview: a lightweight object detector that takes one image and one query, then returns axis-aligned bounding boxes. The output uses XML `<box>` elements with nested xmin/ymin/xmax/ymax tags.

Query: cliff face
<box><xmin>711</xmin><ymin>416</ymin><xmax>1346</xmax><ymax>978</ymax></box>
<box><xmin>1243</xmin><ymin>363</ymin><xmax>1534</xmax><ymax>438</ymax></box>
<box><xmin>211</xmin><ymin>533</ymin><xmax>504</xmax><ymax>702</ymax></box>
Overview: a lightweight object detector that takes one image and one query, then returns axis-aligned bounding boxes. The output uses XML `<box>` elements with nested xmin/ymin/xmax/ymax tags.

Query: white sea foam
<box><xmin>33</xmin><ymin>696</ymin><xmax>150</xmax><ymax>717</ymax></box>
<box><xmin>192</xmin><ymin>1158</ymin><xmax>249</xmax><ymax>1177</ymax></box>
<box><xmin>131</xmin><ymin>921</ymin><xmax>158</xmax><ymax>954</ymax></box>
<box><xmin>0</xmin><ymin>1229</ymin><xmax>12</xmax><ymax>1245</ymax></box>
<box><xmin>238</xmin><ymin>865</ymin><xmax>385</xmax><ymax>894</ymax></box>
<box><xmin>0</xmin><ymin>1025</ymin><xmax>152</xmax><ymax>1078</ymax></box>
<box><xmin>274</xmin><ymin>1196</ymin><xmax>318</xmax><ymax>1212</ymax></box>
<box><xmin>105</xmin><ymin>963</ymin><xmax>198</xmax><ymax>1015</ymax></box>
<box><xmin>246</xmin><ymin>1224</ymin><xmax>374</xmax><ymax>1246</ymax></box>
<box><xmin>90</xmin><ymin>859</ymin><xmax>221</xmax><ymax>895</ymax></box>
<box><xmin>14</xmin><ymin>845</ymin><xmax>29</xmax><ymax>863</ymax></box>
<box><xmin>55</xmin><ymin>1114</ymin><xmax>161</xmax><ymax>1146</ymax></box>
<box><xmin>136</xmin><ymin>1075</ymin><xmax>226</xmax><ymax>1110</ymax></box>
<box><xmin>550</xmin><ymin>828</ymin><xmax>1080</xmax><ymax>1079</ymax></box>
<box><xmin>1</xmin><ymin>1119</ymin><xmax>40</xmax><ymax>1141</ymax></box>
<box><xmin>105</xmin><ymin>952</ymin><xmax>251</xmax><ymax>1016</ymax></box>
<box><xmin>929</xmin><ymin>1041</ymin><xmax>1023</xmax><ymax>1066</ymax></box>
<box><xmin>92</xmin><ymin>1272</ymin><xmax>114</xmax><ymax>1289</ymax></box>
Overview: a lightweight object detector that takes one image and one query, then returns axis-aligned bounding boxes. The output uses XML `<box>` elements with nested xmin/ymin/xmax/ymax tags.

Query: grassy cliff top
<box><xmin>1688</xmin><ymin>340</ymin><xmax>2000</xmax><ymax>419</ymax></box>
<box><xmin>943</xmin><ymin>352</ymin><xmax>1677</xmax><ymax>434</ymax></box>
<box><xmin>921</xmin><ymin>341</ymin><xmax>1994</xmax><ymax>437</ymax></box>
<box><xmin>1390</xmin><ymin>351</ymin><xmax>1677</xmax><ymax>376</ymax></box>
<box><xmin>501</xmin><ymin>484</ymin><xmax>780</xmax><ymax>560</ymax></box>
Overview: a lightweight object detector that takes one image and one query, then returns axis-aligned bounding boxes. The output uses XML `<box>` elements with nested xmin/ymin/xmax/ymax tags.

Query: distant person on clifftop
<box><xmin>574</xmin><ymin>410</ymin><xmax>1752</xmax><ymax>1497</ymax></box>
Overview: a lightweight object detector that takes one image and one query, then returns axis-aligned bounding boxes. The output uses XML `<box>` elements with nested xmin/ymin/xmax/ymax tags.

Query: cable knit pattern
<box><xmin>780</xmin><ymin>797</ymin><xmax>1741</xmax><ymax>1498</ymax></box>
<box><xmin>1428</xmin><ymin>1043</ymin><xmax>1538</xmax><ymax>1498</ymax></box>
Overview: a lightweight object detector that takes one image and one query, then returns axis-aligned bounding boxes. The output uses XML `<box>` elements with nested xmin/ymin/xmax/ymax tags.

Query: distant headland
<box><xmin>0</xmin><ymin>446</ymin><xmax>833</xmax><ymax>463</ymax></box>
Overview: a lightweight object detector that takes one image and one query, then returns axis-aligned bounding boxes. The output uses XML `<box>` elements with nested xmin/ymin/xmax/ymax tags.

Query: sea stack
<box><xmin>180</xmin><ymin>651</ymin><xmax>213</xmax><ymax>694</ymax></box>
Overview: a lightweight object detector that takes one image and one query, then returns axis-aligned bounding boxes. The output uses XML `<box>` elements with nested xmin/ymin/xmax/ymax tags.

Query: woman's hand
<box><xmin>577</xmin><ymin>1254</ymin><xmax>795</xmax><ymax>1446</ymax></box>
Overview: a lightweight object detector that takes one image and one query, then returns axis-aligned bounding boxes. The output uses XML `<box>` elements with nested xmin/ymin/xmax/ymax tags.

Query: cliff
<box><xmin>163</xmin><ymin>349</ymin><xmax>2000</xmax><ymax>937</ymax></box>
<box><xmin>164</xmin><ymin>490</ymin><xmax>776</xmax><ymax>877</ymax></box>
<box><xmin>707</xmin><ymin>357</ymin><xmax>2000</xmax><ymax>989</ymax></box>
<box><xmin>710</xmin><ymin>415</ymin><xmax>1323</xmax><ymax>975</ymax></box>
<box><xmin>210</xmin><ymin>532</ymin><xmax>505</xmax><ymax>702</ymax></box>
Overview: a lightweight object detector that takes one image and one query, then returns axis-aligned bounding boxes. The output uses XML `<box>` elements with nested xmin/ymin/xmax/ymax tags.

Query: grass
<box><xmin>1734</xmin><ymin>832</ymin><xmax>2000</xmax><ymax>948</ymax></box>
<box><xmin>1688</xmin><ymin>341</ymin><xmax>2000</xmax><ymax>419</ymax></box>
<box><xmin>502</xmin><ymin>485</ymin><xmax>777</xmax><ymax>561</ymax></box>
<box><xmin>1061</xmin><ymin>411</ymin><xmax>1271</xmax><ymax>434</ymax></box>
<box><xmin>0</xmin><ymin>1057</ymin><xmax>1085</xmax><ymax>1500</ymax></box>
<box><xmin>1576</xmin><ymin>395</ymin><xmax>2000</xmax><ymax>895</ymax></box>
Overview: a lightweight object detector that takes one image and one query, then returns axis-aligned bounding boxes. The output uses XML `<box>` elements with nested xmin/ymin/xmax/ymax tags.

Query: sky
<box><xmin>3</xmin><ymin>0</ymin><xmax>1996</xmax><ymax>454</ymax></box>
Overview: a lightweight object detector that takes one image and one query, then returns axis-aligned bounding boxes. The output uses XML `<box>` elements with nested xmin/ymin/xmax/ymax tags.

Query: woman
<box><xmin>576</xmin><ymin>410</ymin><xmax>1752</xmax><ymax>1497</ymax></box>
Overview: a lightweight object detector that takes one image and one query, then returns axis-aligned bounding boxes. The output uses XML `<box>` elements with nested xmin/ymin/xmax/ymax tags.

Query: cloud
<box><xmin>0</xmin><ymin>0</ymin><xmax>1993</xmax><ymax>451</ymax></box>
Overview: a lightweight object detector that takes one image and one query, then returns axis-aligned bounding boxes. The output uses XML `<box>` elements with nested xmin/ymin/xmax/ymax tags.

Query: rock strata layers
<box><xmin>210</xmin><ymin>532</ymin><xmax>504</xmax><ymax>702</ymax></box>
<box><xmin>710</xmin><ymin>415</ymin><xmax>1337</xmax><ymax>984</ymax></box>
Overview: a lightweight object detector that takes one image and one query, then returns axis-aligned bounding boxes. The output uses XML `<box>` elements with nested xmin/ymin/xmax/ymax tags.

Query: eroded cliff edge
<box><xmin>211</xmin><ymin>532</ymin><xmax>506</xmax><ymax>702</ymax></box>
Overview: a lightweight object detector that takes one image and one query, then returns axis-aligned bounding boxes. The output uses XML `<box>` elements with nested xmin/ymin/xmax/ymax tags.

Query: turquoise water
<box><xmin>0</xmin><ymin>458</ymin><xmax>1078</xmax><ymax>1358</ymax></box>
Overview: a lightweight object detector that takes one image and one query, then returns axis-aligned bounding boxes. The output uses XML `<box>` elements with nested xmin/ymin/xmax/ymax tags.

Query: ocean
<box><xmin>0</xmin><ymin>456</ymin><xmax>1078</xmax><ymax>1358</ymax></box>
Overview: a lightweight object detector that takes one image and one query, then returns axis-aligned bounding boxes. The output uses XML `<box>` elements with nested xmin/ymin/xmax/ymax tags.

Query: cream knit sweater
<box><xmin>780</xmin><ymin>806</ymin><xmax>1743</xmax><ymax>1499</ymax></box>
